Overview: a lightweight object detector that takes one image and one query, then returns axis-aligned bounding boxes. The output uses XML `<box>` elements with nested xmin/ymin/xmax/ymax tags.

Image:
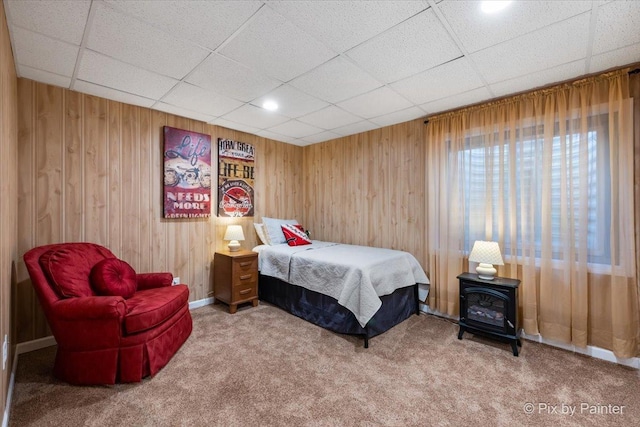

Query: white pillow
<box><xmin>253</xmin><ymin>223</ymin><xmax>270</xmax><ymax>245</ymax></box>
<box><xmin>262</xmin><ymin>217</ymin><xmax>299</xmax><ymax>245</ymax></box>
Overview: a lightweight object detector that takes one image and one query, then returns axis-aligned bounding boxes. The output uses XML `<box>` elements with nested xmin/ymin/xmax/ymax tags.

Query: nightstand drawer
<box><xmin>232</xmin><ymin>257</ymin><xmax>258</xmax><ymax>275</ymax></box>
<box><xmin>233</xmin><ymin>272</ymin><xmax>257</xmax><ymax>287</ymax></box>
<box><xmin>233</xmin><ymin>284</ymin><xmax>257</xmax><ymax>301</ymax></box>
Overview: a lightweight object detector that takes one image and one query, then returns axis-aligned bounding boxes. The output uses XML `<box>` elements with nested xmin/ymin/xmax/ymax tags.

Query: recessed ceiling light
<box><xmin>481</xmin><ymin>1</ymin><xmax>512</xmax><ymax>14</ymax></box>
<box><xmin>262</xmin><ymin>100</ymin><xmax>278</xmax><ymax>111</ymax></box>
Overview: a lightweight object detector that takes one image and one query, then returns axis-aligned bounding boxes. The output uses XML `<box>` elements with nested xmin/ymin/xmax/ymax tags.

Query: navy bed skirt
<box><xmin>258</xmin><ymin>274</ymin><xmax>419</xmax><ymax>346</ymax></box>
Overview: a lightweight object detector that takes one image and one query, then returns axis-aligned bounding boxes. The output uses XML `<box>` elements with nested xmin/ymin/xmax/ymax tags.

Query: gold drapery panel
<box><xmin>425</xmin><ymin>68</ymin><xmax>638</xmax><ymax>358</ymax></box>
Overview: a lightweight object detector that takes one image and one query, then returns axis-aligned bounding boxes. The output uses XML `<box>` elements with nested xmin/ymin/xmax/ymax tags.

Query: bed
<box><xmin>254</xmin><ymin>240</ymin><xmax>430</xmax><ymax>348</ymax></box>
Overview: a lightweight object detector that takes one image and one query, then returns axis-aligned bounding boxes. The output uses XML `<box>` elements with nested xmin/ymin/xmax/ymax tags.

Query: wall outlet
<box><xmin>2</xmin><ymin>334</ymin><xmax>7</xmax><ymax>371</ymax></box>
<box><xmin>172</xmin><ymin>277</ymin><xmax>180</xmax><ymax>285</ymax></box>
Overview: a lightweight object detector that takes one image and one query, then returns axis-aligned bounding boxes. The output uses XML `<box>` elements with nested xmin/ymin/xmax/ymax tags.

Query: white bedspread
<box><xmin>257</xmin><ymin>241</ymin><xmax>429</xmax><ymax>327</ymax></box>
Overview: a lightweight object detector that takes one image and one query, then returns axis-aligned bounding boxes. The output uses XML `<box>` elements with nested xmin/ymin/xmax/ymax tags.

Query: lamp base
<box><xmin>476</xmin><ymin>263</ymin><xmax>497</xmax><ymax>280</ymax></box>
<box><xmin>227</xmin><ymin>240</ymin><xmax>240</xmax><ymax>252</ymax></box>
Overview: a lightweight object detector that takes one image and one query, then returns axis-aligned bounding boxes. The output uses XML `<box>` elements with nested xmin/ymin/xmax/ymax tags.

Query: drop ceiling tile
<box><xmin>87</xmin><ymin>2</ymin><xmax>209</xmax><ymax>79</ymax></box>
<box><xmin>337</xmin><ymin>87</ymin><xmax>413</xmax><ymax>119</ymax></box>
<box><xmin>11</xmin><ymin>28</ymin><xmax>78</xmax><ymax>77</ymax></box>
<box><xmin>77</xmin><ymin>50</ymin><xmax>179</xmax><ymax>100</ymax></box>
<box><xmin>106</xmin><ymin>0</ymin><xmax>262</xmax><ymax>50</ymax></box>
<box><xmin>420</xmin><ymin>87</ymin><xmax>492</xmax><ymax>115</ymax></box>
<box><xmin>256</xmin><ymin>130</ymin><xmax>300</xmax><ymax>145</ymax></box>
<box><xmin>73</xmin><ymin>80</ymin><xmax>156</xmax><ymax>108</ymax></box>
<box><xmin>390</xmin><ymin>57</ymin><xmax>484</xmax><ymax>105</ymax></box>
<box><xmin>162</xmin><ymin>83</ymin><xmax>243</xmax><ymax>118</ymax></box>
<box><xmin>251</xmin><ymin>84</ymin><xmax>329</xmax><ymax>119</ymax></box>
<box><xmin>186</xmin><ymin>54</ymin><xmax>281</xmax><ymax>102</ymax></box>
<box><xmin>331</xmin><ymin>120</ymin><xmax>380</xmax><ymax>137</ymax></box>
<box><xmin>369</xmin><ymin>106</ymin><xmax>426</xmax><ymax>127</ymax></box>
<box><xmin>210</xmin><ymin>118</ymin><xmax>262</xmax><ymax>135</ymax></box>
<box><xmin>470</xmin><ymin>13</ymin><xmax>591</xmax><ymax>85</ymax></box>
<box><xmin>489</xmin><ymin>60</ymin><xmax>586</xmax><ymax>98</ymax></box>
<box><xmin>346</xmin><ymin>9</ymin><xmax>462</xmax><ymax>84</ymax></box>
<box><xmin>289</xmin><ymin>56</ymin><xmax>382</xmax><ymax>104</ymax></box>
<box><xmin>153</xmin><ymin>102</ymin><xmax>216</xmax><ymax>123</ymax></box>
<box><xmin>267</xmin><ymin>1</ymin><xmax>429</xmax><ymax>52</ymax></box>
<box><xmin>17</xmin><ymin>65</ymin><xmax>71</xmax><ymax>89</ymax></box>
<box><xmin>592</xmin><ymin>1</ymin><xmax>640</xmax><ymax>55</ymax></box>
<box><xmin>589</xmin><ymin>44</ymin><xmax>640</xmax><ymax>74</ymax></box>
<box><xmin>266</xmin><ymin>120</ymin><xmax>324</xmax><ymax>139</ymax></box>
<box><xmin>298</xmin><ymin>106</ymin><xmax>363</xmax><ymax>130</ymax></box>
<box><xmin>300</xmin><ymin>131</ymin><xmax>342</xmax><ymax>145</ymax></box>
<box><xmin>220</xmin><ymin>104</ymin><xmax>290</xmax><ymax>129</ymax></box>
<box><xmin>219</xmin><ymin>7</ymin><xmax>337</xmax><ymax>82</ymax></box>
<box><xmin>439</xmin><ymin>0</ymin><xmax>592</xmax><ymax>54</ymax></box>
<box><xmin>255</xmin><ymin>129</ymin><xmax>289</xmax><ymax>142</ymax></box>
<box><xmin>6</xmin><ymin>0</ymin><xmax>90</xmax><ymax>45</ymax></box>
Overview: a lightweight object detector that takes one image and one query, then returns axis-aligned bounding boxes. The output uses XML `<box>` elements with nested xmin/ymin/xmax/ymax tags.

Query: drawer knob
<box><xmin>239</xmin><ymin>261</ymin><xmax>252</xmax><ymax>267</ymax></box>
<box><xmin>239</xmin><ymin>289</ymin><xmax>252</xmax><ymax>295</ymax></box>
<box><xmin>240</xmin><ymin>274</ymin><xmax>252</xmax><ymax>280</ymax></box>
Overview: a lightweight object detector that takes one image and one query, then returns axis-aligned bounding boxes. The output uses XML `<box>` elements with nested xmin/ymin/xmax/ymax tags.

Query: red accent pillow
<box><xmin>281</xmin><ymin>224</ymin><xmax>311</xmax><ymax>246</ymax></box>
<box><xmin>90</xmin><ymin>258</ymin><xmax>137</xmax><ymax>299</ymax></box>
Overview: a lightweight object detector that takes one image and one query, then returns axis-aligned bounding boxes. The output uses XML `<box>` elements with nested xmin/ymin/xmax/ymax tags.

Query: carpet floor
<box><xmin>9</xmin><ymin>303</ymin><xmax>640</xmax><ymax>426</ymax></box>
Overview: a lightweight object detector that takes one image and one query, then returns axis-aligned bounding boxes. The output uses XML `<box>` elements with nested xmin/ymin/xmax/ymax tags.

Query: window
<box><xmin>458</xmin><ymin>115</ymin><xmax>612</xmax><ymax>265</ymax></box>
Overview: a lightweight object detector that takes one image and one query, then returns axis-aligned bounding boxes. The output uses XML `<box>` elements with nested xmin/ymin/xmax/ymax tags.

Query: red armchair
<box><xmin>23</xmin><ymin>243</ymin><xmax>193</xmax><ymax>385</ymax></box>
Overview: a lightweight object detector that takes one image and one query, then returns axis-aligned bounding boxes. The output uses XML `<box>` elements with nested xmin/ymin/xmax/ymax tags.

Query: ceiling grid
<box><xmin>4</xmin><ymin>0</ymin><xmax>639</xmax><ymax>146</ymax></box>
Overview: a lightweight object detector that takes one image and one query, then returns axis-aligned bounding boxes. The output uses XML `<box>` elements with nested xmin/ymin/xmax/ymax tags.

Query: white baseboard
<box><xmin>15</xmin><ymin>336</ymin><xmax>57</xmax><ymax>356</ymax></box>
<box><xmin>420</xmin><ymin>304</ymin><xmax>639</xmax><ymax>369</ymax></box>
<box><xmin>419</xmin><ymin>302</ymin><xmax>458</xmax><ymax>321</ymax></box>
<box><xmin>520</xmin><ymin>331</ymin><xmax>640</xmax><ymax>369</ymax></box>
<box><xmin>189</xmin><ymin>297</ymin><xmax>214</xmax><ymax>310</ymax></box>
<box><xmin>2</xmin><ymin>346</ymin><xmax>18</xmax><ymax>427</ymax></box>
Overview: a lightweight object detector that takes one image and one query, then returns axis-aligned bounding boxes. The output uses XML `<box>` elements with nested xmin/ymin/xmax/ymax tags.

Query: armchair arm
<box><xmin>48</xmin><ymin>296</ymin><xmax>127</xmax><ymax>351</ymax></box>
<box><xmin>136</xmin><ymin>272</ymin><xmax>173</xmax><ymax>290</ymax></box>
<box><xmin>51</xmin><ymin>296</ymin><xmax>126</xmax><ymax>320</ymax></box>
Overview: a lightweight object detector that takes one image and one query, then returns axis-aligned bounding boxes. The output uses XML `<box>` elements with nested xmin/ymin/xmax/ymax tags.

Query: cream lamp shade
<box><xmin>468</xmin><ymin>240</ymin><xmax>504</xmax><ymax>280</ymax></box>
<box><xmin>224</xmin><ymin>225</ymin><xmax>245</xmax><ymax>252</ymax></box>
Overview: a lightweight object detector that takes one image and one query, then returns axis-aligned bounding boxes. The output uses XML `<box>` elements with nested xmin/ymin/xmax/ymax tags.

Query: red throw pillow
<box><xmin>90</xmin><ymin>258</ymin><xmax>137</xmax><ymax>299</ymax></box>
<box><xmin>281</xmin><ymin>224</ymin><xmax>311</xmax><ymax>246</ymax></box>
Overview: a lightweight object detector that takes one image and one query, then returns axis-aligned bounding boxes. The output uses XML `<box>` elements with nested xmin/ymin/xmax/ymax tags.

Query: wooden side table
<box><xmin>213</xmin><ymin>250</ymin><xmax>259</xmax><ymax>314</ymax></box>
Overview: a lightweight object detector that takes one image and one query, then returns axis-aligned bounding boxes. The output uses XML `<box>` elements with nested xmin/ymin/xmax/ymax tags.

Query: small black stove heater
<box><xmin>457</xmin><ymin>273</ymin><xmax>521</xmax><ymax>356</ymax></box>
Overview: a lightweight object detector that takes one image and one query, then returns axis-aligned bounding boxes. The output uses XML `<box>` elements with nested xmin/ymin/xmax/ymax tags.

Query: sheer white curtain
<box><xmin>425</xmin><ymin>69</ymin><xmax>638</xmax><ymax>357</ymax></box>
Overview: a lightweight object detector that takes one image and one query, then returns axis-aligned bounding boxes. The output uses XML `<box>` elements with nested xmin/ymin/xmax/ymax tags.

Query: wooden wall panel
<box><xmin>15</xmin><ymin>80</ymin><xmax>305</xmax><ymax>344</ymax></box>
<box><xmin>17</xmin><ymin>80</ymin><xmax>34</xmax><ymax>285</ymax></box>
<box><xmin>138</xmin><ymin>108</ymin><xmax>152</xmax><ymax>273</ymax></box>
<box><xmin>84</xmin><ymin>95</ymin><xmax>109</xmax><ymax>246</ymax></box>
<box><xmin>150</xmin><ymin>110</ymin><xmax>167</xmax><ymax>273</ymax></box>
<box><xmin>121</xmin><ymin>103</ymin><xmax>142</xmax><ymax>266</ymax></box>
<box><xmin>64</xmin><ymin>90</ymin><xmax>83</xmax><ymax>242</ymax></box>
<box><xmin>1</xmin><ymin>0</ymin><xmax>18</xmax><ymax>418</ymax></box>
<box><xmin>35</xmin><ymin>84</ymin><xmax>63</xmax><ymax>247</ymax></box>
<box><xmin>107</xmin><ymin>100</ymin><xmax>122</xmax><ymax>254</ymax></box>
<box><xmin>302</xmin><ymin>121</ymin><xmax>428</xmax><ymax>269</ymax></box>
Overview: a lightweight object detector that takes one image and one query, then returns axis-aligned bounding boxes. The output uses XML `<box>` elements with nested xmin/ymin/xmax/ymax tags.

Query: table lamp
<box><xmin>469</xmin><ymin>240</ymin><xmax>504</xmax><ymax>280</ymax></box>
<box><xmin>224</xmin><ymin>225</ymin><xmax>245</xmax><ymax>252</ymax></box>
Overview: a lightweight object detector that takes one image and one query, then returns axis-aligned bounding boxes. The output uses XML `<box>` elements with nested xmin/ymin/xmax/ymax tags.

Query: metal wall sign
<box><xmin>163</xmin><ymin>126</ymin><xmax>212</xmax><ymax>218</ymax></box>
<box><xmin>217</xmin><ymin>138</ymin><xmax>255</xmax><ymax>218</ymax></box>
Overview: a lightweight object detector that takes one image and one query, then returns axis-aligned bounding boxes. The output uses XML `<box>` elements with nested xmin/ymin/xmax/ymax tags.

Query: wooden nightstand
<box><xmin>213</xmin><ymin>250</ymin><xmax>259</xmax><ymax>314</ymax></box>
